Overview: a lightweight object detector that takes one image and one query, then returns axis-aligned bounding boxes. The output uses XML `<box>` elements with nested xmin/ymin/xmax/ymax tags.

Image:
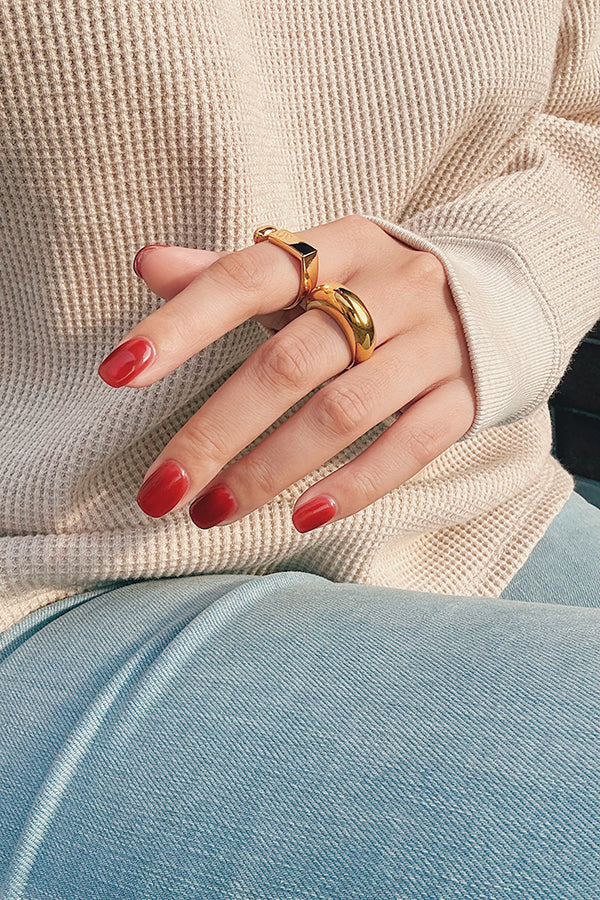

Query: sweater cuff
<box><xmin>362</xmin><ymin>215</ymin><xmax>561</xmax><ymax>440</ymax></box>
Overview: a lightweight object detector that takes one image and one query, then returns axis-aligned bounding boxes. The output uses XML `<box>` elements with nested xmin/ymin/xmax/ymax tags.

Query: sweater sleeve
<box><xmin>363</xmin><ymin>0</ymin><xmax>600</xmax><ymax>441</ymax></box>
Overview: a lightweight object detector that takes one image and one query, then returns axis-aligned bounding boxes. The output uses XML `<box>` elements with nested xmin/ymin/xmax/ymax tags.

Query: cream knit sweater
<box><xmin>0</xmin><ymin>0</ymin><xmax>598</xmax><ymax>632</ymax></box>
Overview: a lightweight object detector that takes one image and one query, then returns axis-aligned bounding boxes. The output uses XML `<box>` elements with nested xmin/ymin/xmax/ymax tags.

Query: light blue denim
<box><xmin>0</xmin><ymin>489</ymin><xmax>598</xmax><ymax>899</ymax></box>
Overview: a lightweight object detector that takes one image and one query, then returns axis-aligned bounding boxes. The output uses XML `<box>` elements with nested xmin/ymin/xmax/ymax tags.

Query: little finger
<box><xmin>290</xmin><ymin>377</ymin><xmax>475</xmax><ymax>531</ymax></box>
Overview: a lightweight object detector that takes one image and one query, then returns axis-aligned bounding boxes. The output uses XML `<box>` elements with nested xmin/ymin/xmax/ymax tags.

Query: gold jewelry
<box><xmin>305</xmin><ymin>283</ymin><xmax>376</xmax><ymax>370</ymax></box>
<box><xmin>253</xmin><ymin>224</ymin><xmax>319</xmax><ymax>310</ymax></box>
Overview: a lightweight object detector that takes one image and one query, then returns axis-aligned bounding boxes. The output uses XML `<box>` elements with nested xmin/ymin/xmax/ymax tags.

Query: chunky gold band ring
<box><xmin>253</xmin><ymin>224</ymin><xmax>319</xmax><ymax>310</ymax></box>
<box><xmin>305</xmin><ymin>283</ymin><xmax>376</xmax><ymax>370</ymax></box>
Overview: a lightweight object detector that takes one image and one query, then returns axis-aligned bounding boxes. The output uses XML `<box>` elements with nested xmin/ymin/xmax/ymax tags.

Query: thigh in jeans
<box><xmin>0</xmin><ymin>567</ymin><xmax>598</xmax><ymax>900</ymax></box>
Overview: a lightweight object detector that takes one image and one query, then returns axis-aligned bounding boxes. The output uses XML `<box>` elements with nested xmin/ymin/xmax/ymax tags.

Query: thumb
<box><xmin>132</xmin><ymin>244</ymin><xmax>226</xmax><ymax>300</ymax></box>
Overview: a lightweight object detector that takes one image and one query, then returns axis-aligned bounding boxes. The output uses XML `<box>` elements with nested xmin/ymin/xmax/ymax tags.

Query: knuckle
<box><xmin>183</xmin><ymin>420</ymin><xmax>229</xmax><ymax>466</ymax></box>
<box><xmin>256</xmin><ymin>333</ymin><xmax>315</xmax><ymax>393</ymax></box>
<box><xmin>315</xmin><ymin>384</ymin><xmax>371</xmax><ymax>435</ymax></box>
<box><xmin>209</xmin><ymin>249</ymin><xmax>266</xmax><ymax>295</ymax></box>
<box><xmin>150</xmin><ymin>308</ymin><xmax>196</xmax><ymax>357</ymax></box>
<box><xmin>406</xmin><ymin>249</ymin><xmax>446</xmax><ymax>287</ymax></box>
<box><xmin>343</xmin><ymin>213</ymin><xmax>369</xmax><ymax>237</ymax></box>
<box><xmin>401</xmin><ymin>421</ymin><xmax>443</xmax><ymax>468</ymax></box>
<box><xmin>351</xmin><ymin>467</ymin><xmax>382</xmax><ymax>502</ymax></box>
<box><xmin>332</xmin><ymin>214</ymin><xmax>387</xmax><ymax>279</ymax></box>
<box><xmin>241</xmin><ymin>452</ymin><xmax>277</xmax><ymax>497</ymax></box>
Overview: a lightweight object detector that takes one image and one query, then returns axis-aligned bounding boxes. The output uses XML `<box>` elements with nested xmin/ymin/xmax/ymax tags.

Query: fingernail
<box><xmin>133</xmin><ymin>244</ymin><xmax>170</xmax><ymax>278</ymax></box>
<box><xmin>292</xmin><ymin>495</ymin><xmax>337</xmax><ymax>533</ymax></box>
<box><xmin>137</xmin><ymin>459</ymin><xmax>190</xmax><ymax>518</ymax></box>
<box><xmin>189</xmin><ymin>483</ymin><xmax>238</xmax><ymax>529</ymax></box>
<box><xmin>98</xmin><ymin>337</ymin><xmax>156</xmax><ymax>387</ymax></box>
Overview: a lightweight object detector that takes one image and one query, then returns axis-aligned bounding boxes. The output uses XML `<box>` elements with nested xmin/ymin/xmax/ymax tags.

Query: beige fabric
<box><xmin>0</xmin><ymin>0</ymin><xmax>598</xmax><ymax>632</ymax></box>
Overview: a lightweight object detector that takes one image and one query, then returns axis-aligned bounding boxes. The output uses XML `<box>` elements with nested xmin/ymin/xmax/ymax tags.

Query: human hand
<box><xmin>98</xmin><ymin>215</ymin><xmax>476</xmax><ymax>533</ymax></box>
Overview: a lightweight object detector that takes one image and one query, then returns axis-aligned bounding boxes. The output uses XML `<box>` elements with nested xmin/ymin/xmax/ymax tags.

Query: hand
<box><xmin>98</xmin><ymin>215</ymin><xmax>476</xmax><ymax>533</ymax></box>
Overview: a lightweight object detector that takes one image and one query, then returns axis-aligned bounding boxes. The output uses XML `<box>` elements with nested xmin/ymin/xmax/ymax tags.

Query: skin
<box><xmin>102</xmin><ymin>214</ymin><xmax>477</xmax><ymax>530</ymax></box>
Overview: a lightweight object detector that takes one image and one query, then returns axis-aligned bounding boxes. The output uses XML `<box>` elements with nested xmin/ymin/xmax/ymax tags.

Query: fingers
<box><xmin>186</xmin><ymin>333</ymin><xmax>444</xmax><ymax>530</ymax></box>
<box><xmin>192</xmin><ymin>369</ymin><xmax>474</xmax><ymax>534</ymax></box>
<box><xmin>134</xmin><ymin>296</ymin><xmax>402</xmax><ymax>519</ymax></box>
<box><xmin>135</xmin><ymin>327</ymin><xmax>456</xmax><ymax>527</ymax></box>
<box><xmin>132</xmin><ymin>254</ymin><xmax>436</xmax><ymax>520</ymax></box>
<box><xmin>98</xmin><ymin>215</ymin><xmax>398</xmax><ymax>389</ymax></box>
<box><xmin>112</xmin><ymin>217</ymin><xmax>475</xmax><ymax>535</ymax></box>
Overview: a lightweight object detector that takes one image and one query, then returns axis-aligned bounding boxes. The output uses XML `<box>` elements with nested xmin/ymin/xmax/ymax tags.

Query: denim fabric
<box><xmin>0</xmin><ymin>490</ymin><xmax>598</xmax><ymax>900</ymax></box>
<box><xmin>499</xmin><ymin>488</ymin><xmax>600</xmax><ymax>606</ymax></box>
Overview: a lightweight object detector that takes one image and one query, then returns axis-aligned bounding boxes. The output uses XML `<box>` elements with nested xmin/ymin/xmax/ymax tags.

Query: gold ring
<box><xmin>305</xmin><ymin>283</ymin><xmax>376</xmax><ymax>370</ymax></box>
<box><xmin>253</xmin><ymin>224</ymin><xmax>319</xmax><ymax>310</ymax></box>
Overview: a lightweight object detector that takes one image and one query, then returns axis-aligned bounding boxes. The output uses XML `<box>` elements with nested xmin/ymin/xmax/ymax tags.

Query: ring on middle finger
<box><xmin>304</xmin><ymin>282</ymin><xmax>376</xmax><ymax>370</ymax></box>
<box><xmin>253</xmin><ymin>224</ymin><xmax>319</xmax><ymax>310</ymax></box>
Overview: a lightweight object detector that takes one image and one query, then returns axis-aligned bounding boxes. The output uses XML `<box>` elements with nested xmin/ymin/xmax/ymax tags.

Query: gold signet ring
<box><xmin>305</xmin><ymin>283</ymin><xmax>376</xmax><ymax>370</ymax></box>
<box><xmin>253</xmin><ymin>224</ymin><xmax>319</xmax><ymax>310</ymax></box>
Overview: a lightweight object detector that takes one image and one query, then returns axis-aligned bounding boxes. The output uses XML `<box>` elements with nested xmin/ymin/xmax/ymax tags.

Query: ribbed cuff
<box><xmin>362</xmin><ymin>215</ymin><xmax>561</xmax><ymax>440</ymax></box>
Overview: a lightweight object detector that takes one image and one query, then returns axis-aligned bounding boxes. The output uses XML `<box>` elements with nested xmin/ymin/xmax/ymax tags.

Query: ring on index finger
<box><xmin>253</xmin><ymin>224</ymin><xmax>319</xmax><ymax>310</ymax></box>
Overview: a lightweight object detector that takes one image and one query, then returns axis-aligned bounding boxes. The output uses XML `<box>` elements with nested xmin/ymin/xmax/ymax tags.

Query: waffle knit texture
<box><xmin>0</xmin><ymin>0</ymin><xmax>598</xmax><ymax>632</ymax></box>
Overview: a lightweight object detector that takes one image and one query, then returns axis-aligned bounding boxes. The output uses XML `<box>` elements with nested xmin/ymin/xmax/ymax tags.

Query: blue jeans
<box><xmin>0</xmin><ymin>490</ymin><xmax>598</xmax><ymax>899</ymax></box>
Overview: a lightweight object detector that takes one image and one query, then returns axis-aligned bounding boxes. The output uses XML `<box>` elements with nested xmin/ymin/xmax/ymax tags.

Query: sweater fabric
<box><xmin>0</xmin><ymin>0</ymin><xmax>598</xmax><ymax>632</ymax></box>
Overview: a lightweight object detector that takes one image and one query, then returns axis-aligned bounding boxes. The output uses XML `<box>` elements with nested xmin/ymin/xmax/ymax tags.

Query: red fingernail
<box><xmin>189</xmin><ymin>483</ymin><xmax>238</xmax><ymax>529</ymax></box>
<box><xmin>98</xmin><ymin>337</ymin><xmax>155</xmax><ymax>387</ymax></box>
<box><xmin>292</xmin><ymin>495</ymin><xmax>337</xmax><ymax>533</ymax></box>
<box><xmin>137</xmin><ymin>460</ymin><xmax>190</xmax><ymax>518</ymax></box>
<box><xmin>133</xmin><ymin>244</ymin><xmax>170</xmax><ymax>278</ymax></box>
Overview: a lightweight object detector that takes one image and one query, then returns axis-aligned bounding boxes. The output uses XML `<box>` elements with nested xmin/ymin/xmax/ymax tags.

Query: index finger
<box><xmin>97</xmin><ymin>216</ymin><xmax>384</xmax><ymax>389</ymax></box>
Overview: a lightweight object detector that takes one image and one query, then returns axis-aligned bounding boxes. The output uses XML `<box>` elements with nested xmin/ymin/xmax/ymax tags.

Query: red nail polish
<box><xmin>189</xmin><ymin>483</ymin><xmax>237</xmax><ymax>529</ymax></box>
<box><xmin>133</xmin><ymin>244</ymin><xmax>170</xmax><ymax>278</ymax></box>
<box><xmin>98</xmin><ymin>337</ymin><xmax>155</xmax><ymax>387</ymax></box>
<box><xmin>137</xmin><ymin>460</ymin><xmax>189</xmax><ymax>518</ymax></box>
<box><xmin>292</xmin><ymin>495</ymin><xmax>337</xmax><ymax>533</ymax></box>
